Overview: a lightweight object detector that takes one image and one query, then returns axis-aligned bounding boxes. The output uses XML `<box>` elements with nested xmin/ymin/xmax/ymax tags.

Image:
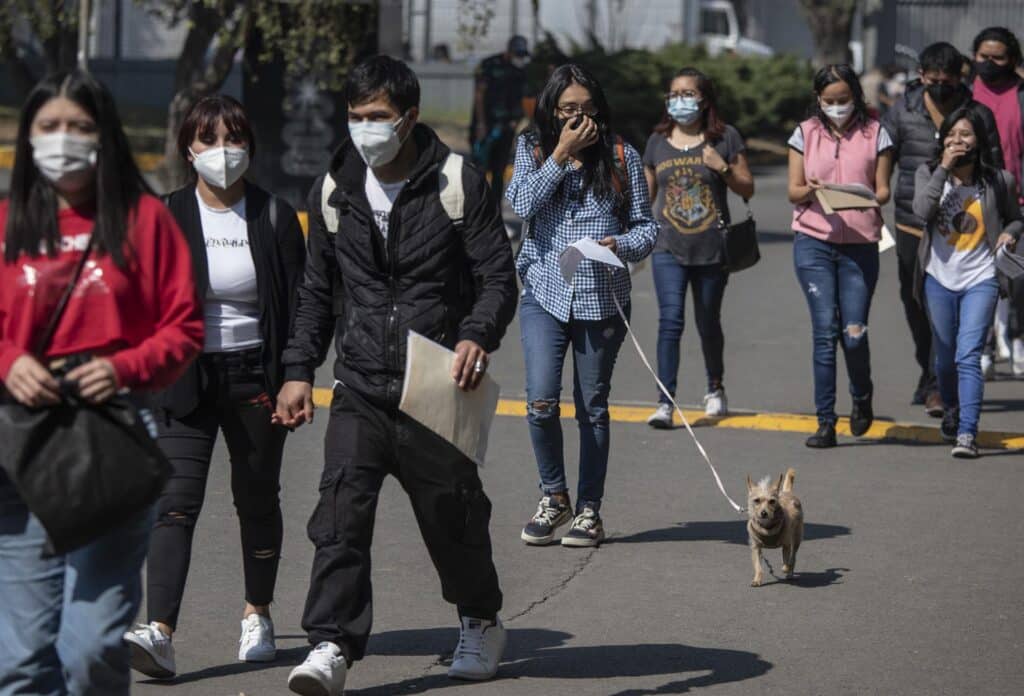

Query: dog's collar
<box><xmin>753</xmin><ymin>516</ymin><xmax>783</xmax><ymax>532</ymax></box>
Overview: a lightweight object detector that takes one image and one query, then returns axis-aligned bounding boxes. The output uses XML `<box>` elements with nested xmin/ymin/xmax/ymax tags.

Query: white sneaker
<box><xmin>288</xmin><ymin>642</ymin><xmax>347</xmax><ymax>696</ymax></box>
<box><xmin>448</xmin><ymin>616</ymin><xmax>506</xmax><ymax>681</ymax></box>
<box><xmin>646</xmin><ymin>402</ymin><xmax>673</xmax><ymax>429</ymax></box>
<box><xmin>124</xmin><ymin>622</ymin><xmax>176</xmax><ymax>679</ymax></box>
<box><xmin>981</xmin><ymin>353</ymin><xmax>995</xmax><ymax>381</ymax></box>
<box><xmin>239</xmin><ymin>613</ymin><xmax>276</xmax><ymax>662</ymax></box>
<box><xmin>703</xmin><ymin>388</ymin><xmax>728</xmax><ymax>416</ymax></box>
<box><xmin>1013</xmin><ymin>338</ymin><xmax>1024</xmax><ymax>377</ymax></box>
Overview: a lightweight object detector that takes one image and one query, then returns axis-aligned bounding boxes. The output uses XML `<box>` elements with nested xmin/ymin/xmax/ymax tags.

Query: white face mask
<box><xmin>348</xmin><ymin>114</ymin><xmax>409</xmax><ymax>168</ymax></box>
<box><xmin>821</xmin><ymin>102</ymin><xmax>854</xmax><ymax>126</ymax></box>
<box><xmin>31</xmin><ymin>132</ymin><xmax>99</xmax><ymax>188</ymax></box>
<box><xmin>189</xmin><ymin>146</ymin><xmax>250</xmax><ymax>189</ymax></box>
<box><xmin>511</xmin><ymin>56</ymin><xmax>530</xmax><ymax>69</ymax></box>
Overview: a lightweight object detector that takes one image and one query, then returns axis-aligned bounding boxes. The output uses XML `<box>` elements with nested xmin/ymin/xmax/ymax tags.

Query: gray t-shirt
<box><xmin>642</xmin><ymin>125</ymin><xmax>745</xmax><ymax>265</ymax></box>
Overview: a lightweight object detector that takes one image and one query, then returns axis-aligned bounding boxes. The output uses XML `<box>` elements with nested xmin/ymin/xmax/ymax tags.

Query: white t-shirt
<box><xmin>365</xmin><ymin>168</ymin><xmax>406</xmax><ymax>242</ymax></box>
<box><xmin>196</xmin><ymin>191</ymin><xmax>261</xmax><ymax>352</ymax></box>
<box><xmin>925</xmin><ymin>181</ymin><xmax>996</xmax><ymax>292</ymax></box>
<box><xmin>787</xmin><ymin>122</ymin><xmax>893</xmax><ymax>153</ymax></box>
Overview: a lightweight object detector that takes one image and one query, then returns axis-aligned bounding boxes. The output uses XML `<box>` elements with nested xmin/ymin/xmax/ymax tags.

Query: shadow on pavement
<box><xmin>755</xmin><ymin>566</ymin><xmax>849</xmax><ymax>589</ymax></box>
<box><xmin>609</xmin><ymin>520</ymin><xmax>851</xmax><ymax>546</ymax></box>
<box><xmin>981</xmin><ymin>397</ymin><xmax>1024</xmax><ymax>413</ymax></box>
<box><xmin>347</xmin><ymin>628</ymin><xmax>772</xmax><ymax>695</ymax></box>
<box><xmin>139</xmin><ymin>645</ymin><xmax>310</xmax><ymax>686</ymax></box>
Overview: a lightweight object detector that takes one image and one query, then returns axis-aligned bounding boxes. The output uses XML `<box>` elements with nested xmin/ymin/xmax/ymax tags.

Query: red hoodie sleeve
<box><xmin>109</xmin><ymin>196</ymin><xmax>204</xmax><ymax>390</ymax></box>
<box><xmin>0</xmin><ymin>202</ymin><xmax>29</xmax><ymax>381</ymax></box>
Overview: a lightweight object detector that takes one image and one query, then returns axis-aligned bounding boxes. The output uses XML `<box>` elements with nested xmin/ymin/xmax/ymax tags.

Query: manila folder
<box><xmin>398</xmin><ymin>331</ymin><xmax>500</xmax><ymax>466</ymax></box>
<box><xmin>815</xmin><ymin>188</ymin><xmax>879</xmax><ymax>215</ymax></box>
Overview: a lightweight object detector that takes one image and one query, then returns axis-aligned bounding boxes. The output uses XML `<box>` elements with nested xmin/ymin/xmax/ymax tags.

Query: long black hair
<box><xmin>927</xmin><ymin>102</ymin><xmax>1001</xmax><ymax>187</ymax></box>
<box><xmin>810</xmin><ymin>64</ymin><xmax>871</xmax><ymax>132</ymax></box>
<box><xmin>4</xmin><ymin>70</ymin><xmax>149</xmax><ymax>266</ymax></box>
<box><xmin>531</xmin><ymin>63</ymin><xmax>623</xmax><ymax>212</ymax></box>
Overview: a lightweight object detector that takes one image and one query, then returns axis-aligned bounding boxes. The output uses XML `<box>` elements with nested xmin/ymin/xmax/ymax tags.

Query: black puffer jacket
<box><xmin>281</xmin><ymin>124</ymin><xmax>518</xmax><ymax>407</ymax></box>
<box><xmin>882</xmin><ymin>80</ymin><xmax>1003</xmax><ymax>258</ymax></box>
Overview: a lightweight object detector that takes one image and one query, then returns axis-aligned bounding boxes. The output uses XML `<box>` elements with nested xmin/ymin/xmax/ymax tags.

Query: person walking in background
<box><xmin>882</xmin><ymin>42</ymin><xmax>1003</xmax><ymax>414</ymax></box>
<box><xmin>123</xmin><ymin>95</ymin><xmax>305</xmax><ymax>679</ymax></box>
<box><xmin>507</xmin><ymin>63</ymin><xmax>657</xmax><ymax>548</ymax></box>
<box><xmin>969</xmin><ymin>27</ymin><xmax>1024</xmax><ymax>378</ymax></box>
<box><xmin>642</xmin><ymin>67</ymin><xmax>754</xmax><ymax>427</ymax></box>
<box><xmin>471</xmin><ymin>35</ymin><xmax>530</xmax><ymax>201</ymax></box>
<box><xmin>276</xmin><ymin>56</ymin><xmax>517</xmax><ymax>696</ymax></box>
<box><xmin>0</xmin><ymin>70</ymin><xmax>203</xmax><ymax>696</ymax></box>
<box><xmin>788</xmin><ymin>64</ymin><xmax>893</xmax><ymax>449</ymax></box>
<box><xmin>913</xmin><ymin>103</ymin><xmax>1022</xmax><ymax>458</ymax></box>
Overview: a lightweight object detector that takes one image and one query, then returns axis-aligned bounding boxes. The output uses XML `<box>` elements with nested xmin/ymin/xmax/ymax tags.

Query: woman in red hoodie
<box><xmin>0</xmin><ymin>70</ymin><xmax>202</xmax><ymax>695</ymax></box>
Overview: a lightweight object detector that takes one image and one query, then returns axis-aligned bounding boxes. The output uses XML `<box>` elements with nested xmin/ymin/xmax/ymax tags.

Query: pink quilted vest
<box><xmin>792</xmin><ymin>117</ymin><xmax>884</xmax><ymax>244</ymax></box>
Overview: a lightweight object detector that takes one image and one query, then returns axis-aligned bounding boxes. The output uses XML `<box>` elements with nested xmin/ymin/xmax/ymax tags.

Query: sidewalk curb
<box><xmin>310</xmin><ymin>389</ymin><xmax>1024</xmax><ymax>451</ymax></box>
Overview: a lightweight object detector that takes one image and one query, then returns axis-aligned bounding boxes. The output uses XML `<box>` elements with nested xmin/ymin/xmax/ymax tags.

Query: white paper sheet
<box><xmin>559</xmin><ymin>237</ymin><xmax>625</xmax><ymax>283</ymax></box>
<box><xmin>398</xmin><ymin>331</ymin><xmax>500</xmax><ymax>467</ymax></box>
<box><xmin>823</xmin><ymin>182</ymin><xmax>877</xmax><ymax>200</ymax></box>
<box><xmin>879</xmin><ymin>224</ymin><xmax>896</xmax><ymax>253</ymax></box>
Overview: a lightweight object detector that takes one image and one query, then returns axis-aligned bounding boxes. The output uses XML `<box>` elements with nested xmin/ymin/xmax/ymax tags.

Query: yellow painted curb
<box><xmin>309</xmin><ymin>389</ymin><xmax>1024</xmax><ymax>451</ymax></box>
<box><xmin>0</xmin><ymin>146</ymin><xmax>163</xmax><ymax>172</ymax></box>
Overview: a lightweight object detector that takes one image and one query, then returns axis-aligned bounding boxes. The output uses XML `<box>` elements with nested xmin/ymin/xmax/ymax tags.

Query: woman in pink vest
<box><xmin>787</xmin><ymin>64</ymin><xmax>893</xmax><ymax>448</ymax></box>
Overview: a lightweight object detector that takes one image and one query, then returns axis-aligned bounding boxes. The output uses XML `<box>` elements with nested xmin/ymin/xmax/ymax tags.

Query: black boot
<box><xmin>805</xmin><ymin>422</ymin><xmax>837</xmax><ymax>448</ymax></box>
<box><xmin>850</xmin><ymin>395</ymin><xmax>873</xmax><ymax>437</ymax></box>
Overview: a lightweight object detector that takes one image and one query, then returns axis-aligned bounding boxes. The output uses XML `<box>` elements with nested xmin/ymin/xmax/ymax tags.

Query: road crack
<box><xmin>505</xmin><ymin>544</ymin><xmax>601</xmax><ymax>624</ymax></box>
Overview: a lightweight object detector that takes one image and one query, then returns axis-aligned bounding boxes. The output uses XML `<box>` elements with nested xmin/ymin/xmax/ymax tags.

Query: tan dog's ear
<box><xmin>747</xmin><ymin>475</ymin><xmax>754</xmax><ymax>493</ymax></box>
<box><xmin>773</xmin><ymin>474</ymin><xmax>783</xmax><ymax>494</ymax></box>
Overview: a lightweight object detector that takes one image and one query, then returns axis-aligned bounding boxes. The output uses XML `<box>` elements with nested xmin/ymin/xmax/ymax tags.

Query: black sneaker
<box><xmin>849</xmin><ymin>395</ymin><xmax>873</xmax><ymax>437</ymax></box>
<box><xmin>951</xmin><ymin>433</ymin><xmax>979</xmax><ymax>459</ymax></box>
<box><xmin>805</xmin><ymin>422</ymin><xmax>837</xmax><ymax>448</ymax></box>
<box><xmin>940</xmin><ymin>409</ymin><xmax>959</xmax><ymax>444</ymax></box>
<box><xmin>520</xmin><ymin>495</ymin><xmax>573</xmax><ymax>545</ymax></box>
<box><xmin>561</xmin><ymin>507</ymin><xmax>605</xmax><ymax>547</ymax></box>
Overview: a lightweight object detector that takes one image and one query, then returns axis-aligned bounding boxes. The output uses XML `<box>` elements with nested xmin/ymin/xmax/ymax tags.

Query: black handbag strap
<box><xmin>716</xmin><ymin>198</ymin><xmax>753</xmax><ymax>230</ymax></box>
<box><xmin>34</xmin><ymin>234</ymin><xmax>95</xmax><ymax>357</ymax></box>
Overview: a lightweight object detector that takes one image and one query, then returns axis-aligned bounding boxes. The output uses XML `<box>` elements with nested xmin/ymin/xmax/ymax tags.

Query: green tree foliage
<box><xmin>530</xmin><ymin>35</ymin><xmax>814</xmax><ymax>149</ymax></box>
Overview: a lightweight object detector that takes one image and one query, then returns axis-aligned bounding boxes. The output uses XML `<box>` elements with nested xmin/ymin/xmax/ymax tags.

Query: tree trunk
<box><xmin>799</xmin><ymin>0</ymin><xmax>857</xmax><ymax>67</ymax></box>
<box><xmin>156</xmin><ymin>3</ymin><xmax>245</xmax><ymax>190</ymax></box>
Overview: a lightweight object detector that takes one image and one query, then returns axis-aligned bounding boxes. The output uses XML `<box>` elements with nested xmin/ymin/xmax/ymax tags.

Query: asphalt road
<box><xmin>121</xmin><ymin>165</ymin><xmax>1023</xmax><ymax>696</ymax></box>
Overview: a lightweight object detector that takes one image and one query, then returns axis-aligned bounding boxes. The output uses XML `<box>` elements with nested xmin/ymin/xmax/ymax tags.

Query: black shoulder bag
<box><xmin>0</xmin><ymin>235</ymin><xmax>171</xmax><ymax>556</ymax></box>
<box><xmin>719</xmin><ymin>198</ymin><xmax>760</xmax><ymax>273</ymax></box>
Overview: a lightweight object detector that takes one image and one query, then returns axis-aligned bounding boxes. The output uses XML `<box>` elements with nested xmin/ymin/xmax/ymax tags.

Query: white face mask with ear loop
<box><xmin>348</xmin><ymin>113</ymin><xmax>411</xmax><ymax>168</ymax></box>
<box><xmin>821</xmin><ymin>101</ymin><xmax>854</xmax><ymax>126</ymax></box>
<box><xmin>189</xmin><ymin>146</ymin><xmax>250</xmax><ymax>189</ymax></box>
<box><xmin>30</xmin><ymin>132</ymin><xmax>100</xmax><ymax>186</ymax></box>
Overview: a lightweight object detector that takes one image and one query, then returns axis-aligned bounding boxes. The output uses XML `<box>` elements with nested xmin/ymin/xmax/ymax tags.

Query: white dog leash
<box><xmin>606</xmin><ymin>269</ymin><xmax>746</xmax><ymax>515</ymax></box>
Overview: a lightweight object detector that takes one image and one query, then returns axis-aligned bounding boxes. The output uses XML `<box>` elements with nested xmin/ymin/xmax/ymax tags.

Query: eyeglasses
<box><xmin>556</xmin><ymin>103</ymin><xmax>598</xmax><ymax>117</ymax></box>
<box><xmin>664</xmin><ymin>91</ymin><xmax>701</xmax><ymax>102</ymax></box>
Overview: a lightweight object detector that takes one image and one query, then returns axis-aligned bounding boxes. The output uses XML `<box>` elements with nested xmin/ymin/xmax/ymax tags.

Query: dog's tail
<box><xmin>782</xmin><ymin>468</ymin><xmax>796</xmax><ymax>492</ymax></box>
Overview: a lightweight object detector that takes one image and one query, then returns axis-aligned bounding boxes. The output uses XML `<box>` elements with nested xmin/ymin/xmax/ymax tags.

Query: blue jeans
<box><xmin>651</xmin><ymin>252</ymin><xmax>728</xmax><ymax>400</ymax></box>
<box><xmin>520</xmin><ymin>287</ymin><xmax>628</xmax><ymax>512</ymax></box>
<box><xmin>924</xmin><ymin>274</ymin><xmax>999</xmax><ymax>437</ymax></box>
<box><xmin>0</xmin><ymin>477</ymin><xmax>152</xmax><ymax>696</ymax></box>
<box><xmin>793</xmin><ymin>233</ymin><xmax>879</xmax><ymax>425</ymax></box>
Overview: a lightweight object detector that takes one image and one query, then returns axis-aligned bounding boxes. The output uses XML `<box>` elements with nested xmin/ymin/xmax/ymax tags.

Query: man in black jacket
<box><xmin>275</xmin><ymin>57</ymin><xmax>518</xmax><ymax>696</ymax></box>
<box><xmin>882</xmin><ymin>42</ymin><xmax>1004</xmax><ymax>413</ymax></box>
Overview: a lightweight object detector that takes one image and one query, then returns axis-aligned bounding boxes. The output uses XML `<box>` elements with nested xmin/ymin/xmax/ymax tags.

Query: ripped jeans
<box><xmin>520</xmin><ymin>287</ymin><xmax>628</xmax><ymax>512</ymax></box>
<box><xmin>793</xmin><ymin>233</ymin><xmax>879</xmax><ymax>426</ymax></box>
<box><xmin>147</xmin><ymin>351</ymin><xmax>286</xmax><ymax>629</ymax></box>
<box><xmin>301</xmin><ymin>384</ymin><xmax>501</xmax><ymax>662</ymax></box>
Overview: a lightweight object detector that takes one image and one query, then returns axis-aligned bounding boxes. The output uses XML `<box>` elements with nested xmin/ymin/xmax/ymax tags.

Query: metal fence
<box><xmin>889</xmin><ymin>0</ymin><xmax>1024</xmax><ymax>65</ymax></box>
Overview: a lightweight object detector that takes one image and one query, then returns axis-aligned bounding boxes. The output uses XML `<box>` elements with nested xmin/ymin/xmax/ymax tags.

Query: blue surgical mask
<box><xmin>667</xmin><ymin>96</ymin><xmax>701</xmax><ymax>125</ymax></box>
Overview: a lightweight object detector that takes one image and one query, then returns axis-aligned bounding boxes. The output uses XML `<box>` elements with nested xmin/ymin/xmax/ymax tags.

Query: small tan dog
<box><xmin>747</xmin><ymin>468</ymin><xmax>803</xmax><ymax>587</ymax></box>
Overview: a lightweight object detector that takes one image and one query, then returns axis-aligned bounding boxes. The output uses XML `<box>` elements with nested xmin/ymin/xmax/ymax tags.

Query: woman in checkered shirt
<box><xmin>506</xmin><ymin>63</ymin><xmax>658</xmax><ymax>549</ymax></box>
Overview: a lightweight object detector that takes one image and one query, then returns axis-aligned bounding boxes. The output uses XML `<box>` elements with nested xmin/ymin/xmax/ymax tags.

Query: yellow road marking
<box><xmin>0</xmin><ymin>146</ymin><xmax>163</xmax><ymax>172</ymax></box>
<box><xmin>310</xmin><ymin>389</ymin><xmax>1024</xmax><ymax>451</ymax></box>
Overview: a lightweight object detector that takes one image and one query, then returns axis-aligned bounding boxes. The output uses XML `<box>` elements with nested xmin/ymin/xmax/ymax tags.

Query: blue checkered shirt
<box><xmin>506</xmin><ymin>134</ymin><xmax>657</xmax><ymax>322</ymax></box>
